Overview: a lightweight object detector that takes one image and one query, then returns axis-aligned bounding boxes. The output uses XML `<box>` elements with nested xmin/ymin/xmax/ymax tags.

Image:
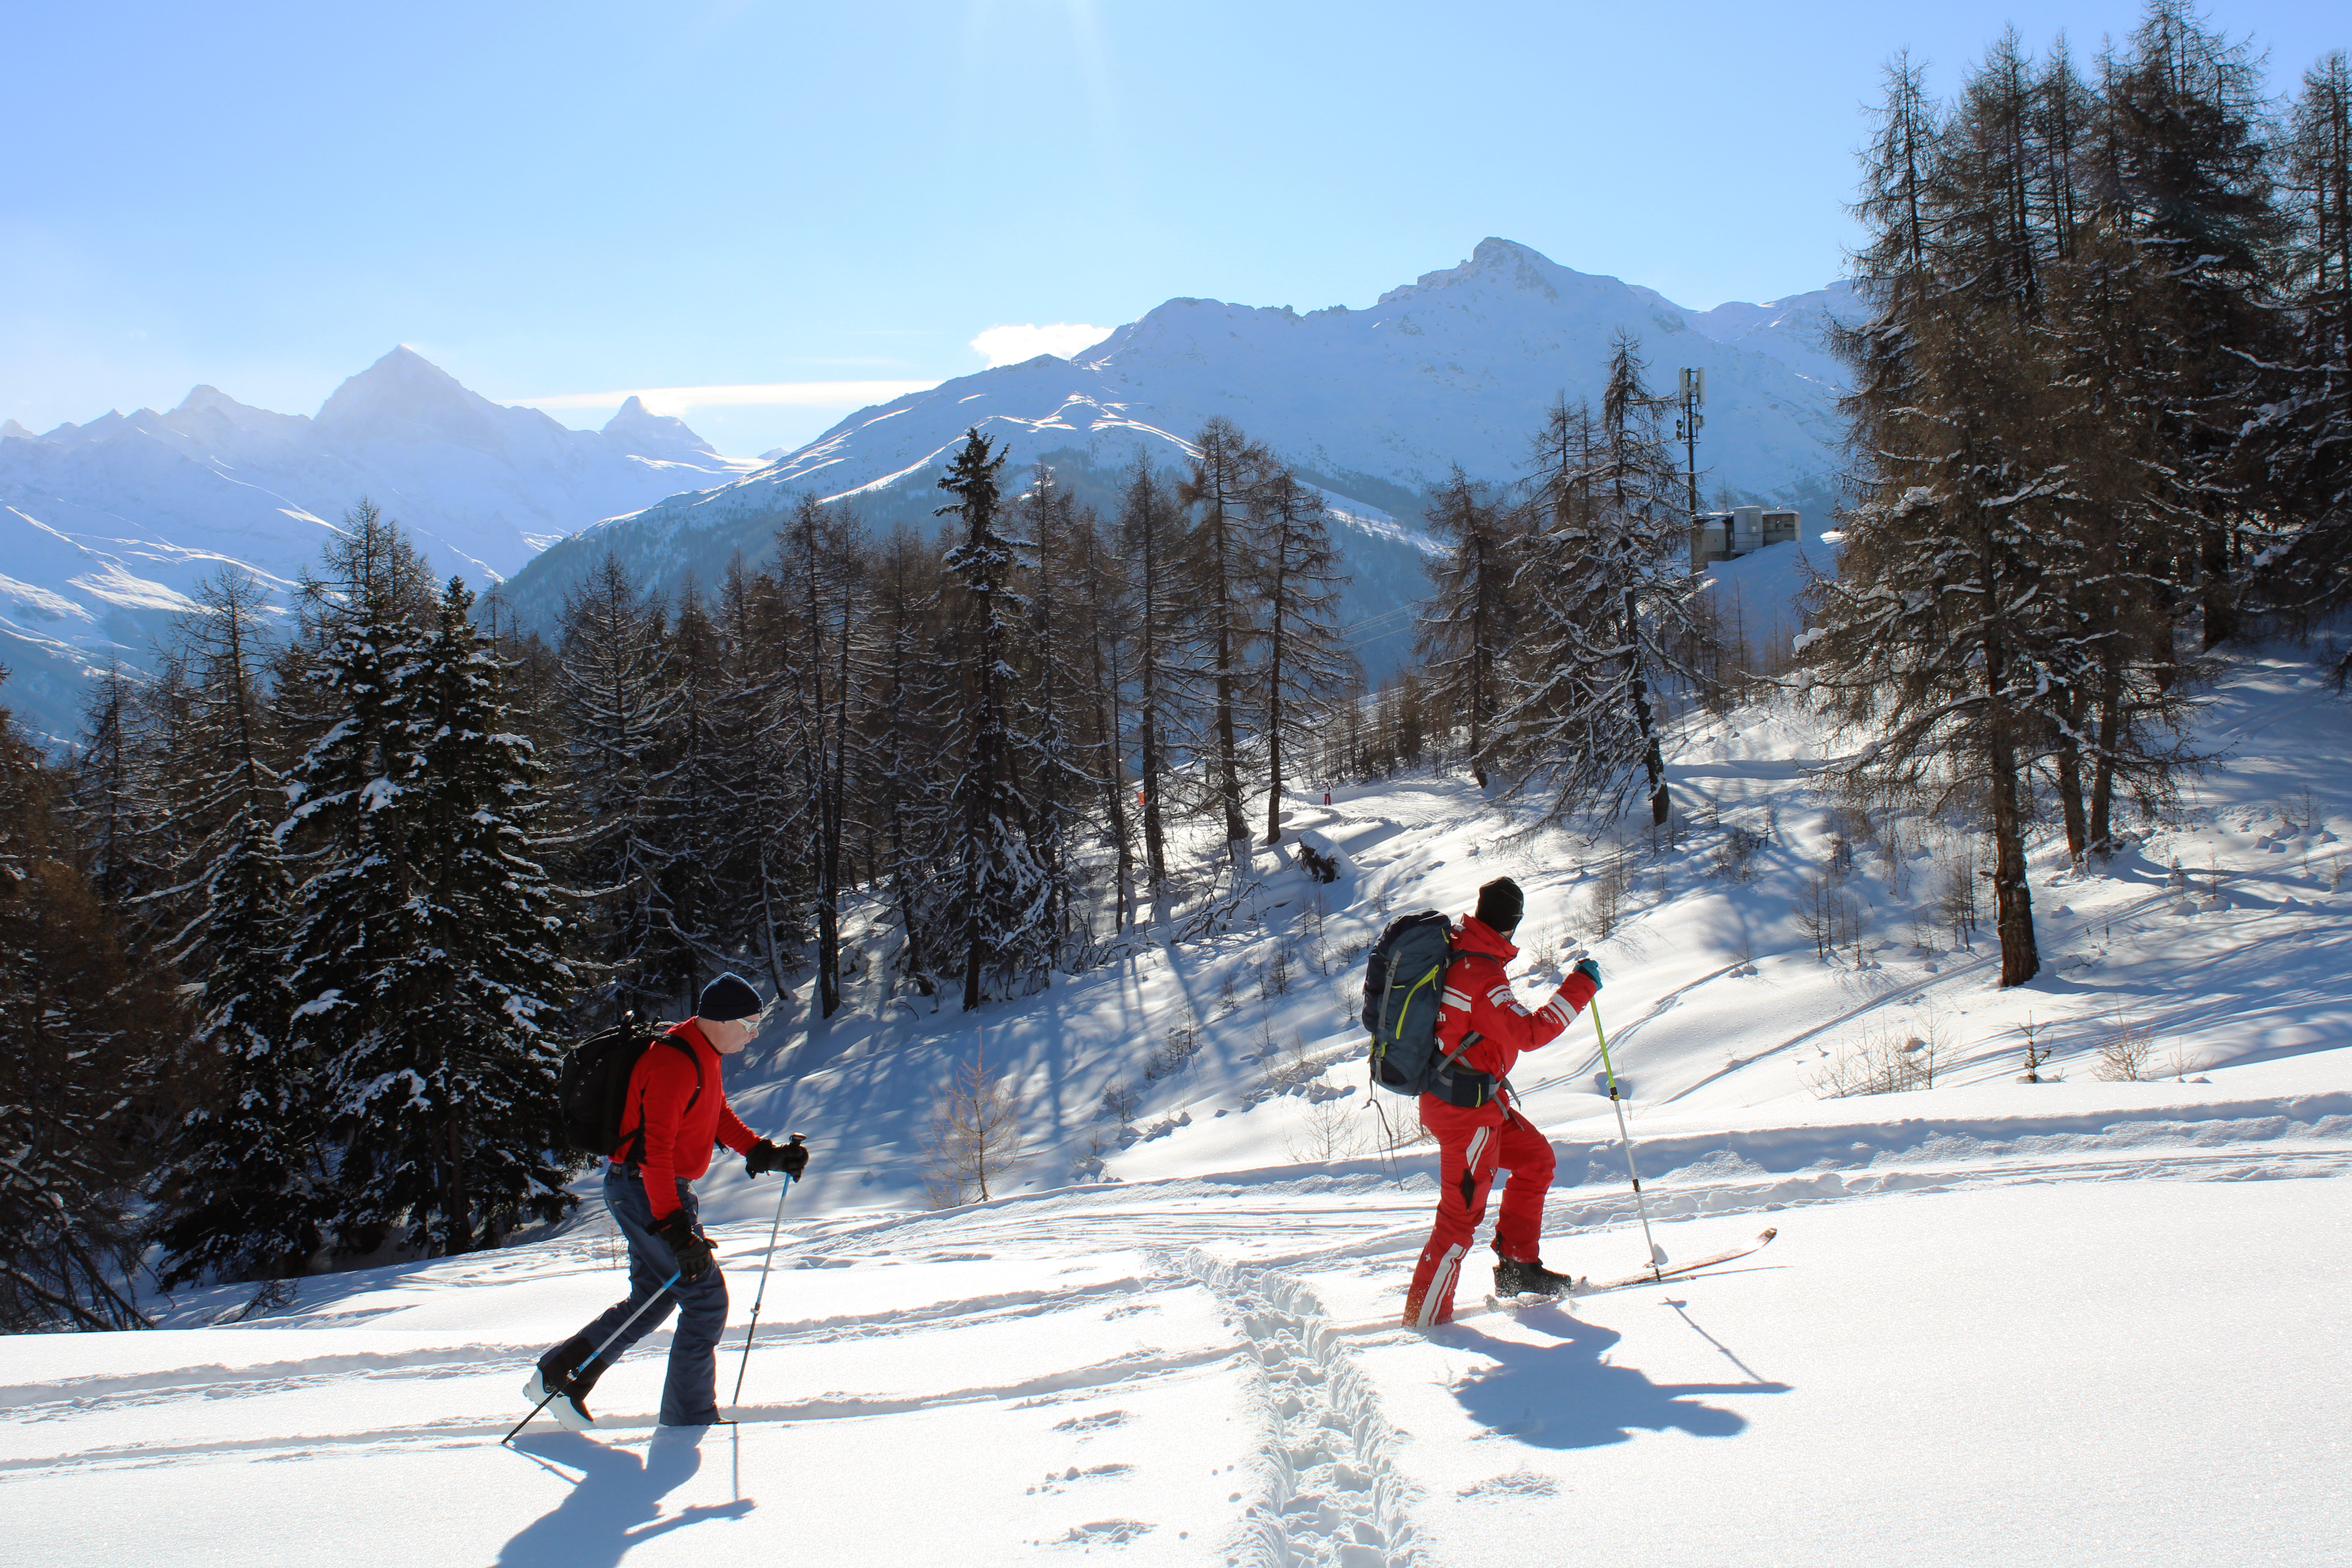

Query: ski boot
<box><xmin>524</xmin><ymin>1336</ymin><xmax>610</xmax><ymax>1432</ymax></box>
<box><xmin>1493</xmin><ymin>1257</ymin><xmax>1579</xmax><ymax>1302</ymax></box>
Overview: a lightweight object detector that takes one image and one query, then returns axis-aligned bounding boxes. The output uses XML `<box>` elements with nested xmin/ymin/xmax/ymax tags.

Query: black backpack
<box><xmin>557</xmin><ymin>1022</ymin><xmax>703</xmax><ymax>1158</ymax></box>
<box><xmin>1361</xmin><ymin>912</ymin><xmax>1496</xmax><ymax>1106</ymax></box>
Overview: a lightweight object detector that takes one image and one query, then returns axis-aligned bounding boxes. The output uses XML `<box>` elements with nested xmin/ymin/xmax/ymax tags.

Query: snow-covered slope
<box><xmin>0</xmin><ymin>351</ymin><xmax>757</xmax><ymax>743</ymax></box>
<box><xmin>8</xmin><ymin>638</ymin><xmax>2346</xmax><ymax>1567</ymax></box>
<box><xmin>500</xmin><ymin>240</ymin><xmax>1862</xmax><ymax>679</ymax></box>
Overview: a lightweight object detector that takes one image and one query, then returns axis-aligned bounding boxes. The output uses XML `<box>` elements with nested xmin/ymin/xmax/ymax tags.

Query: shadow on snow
<box><xmin>497</xmin><ymin>1425</ymin><xmax>753</xmax><ymax>1567</ymax></box>
<box><xmin>1438</xmin><ymin>1301</ymin><xmax>1788</xmax><ymax>1450</ymax></box>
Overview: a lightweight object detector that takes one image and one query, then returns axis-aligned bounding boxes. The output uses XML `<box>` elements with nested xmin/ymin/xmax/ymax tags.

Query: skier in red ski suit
<box><xmin>1401</xmin><ymin>877</ymin><xmax>1601</xmax><ymax>1327</ymax></box>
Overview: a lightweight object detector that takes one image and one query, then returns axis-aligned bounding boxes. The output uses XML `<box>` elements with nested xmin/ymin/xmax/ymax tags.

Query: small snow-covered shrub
<box><xmin>1100</xmin><ymin>1078</ymin><xmax>1140</xmax><ymax>1122</ymax></box>
<box><xmin>1793</xmin><ymin>869</ymin><xmax>1862</xmax><ymax>960</ymax></box>
<box><xmin>920</xmin><ymin>1054</ymin><xmax>1025</xmax><ymax>1209</ymax></box>
<box><xmin>2093</xmin><ymin>1011</ymin><xmax>2158</xmax><ymax>1082</ymax></box>
<box><xmin>1804</xmin><ymin>1019</ymin><xmax>1948</xmax><ymax>1098</ymax></box>
<box><xmin>1261</xmin><ymin>944</ymin><xmax>1294</xmax><ymax>1000</ymax></box>
<box><xmin>1584</xmin><ymin>853</ymin><xmax>1632</xmax><ymax>938</ymax></box>
<box><xmin>1144</xmin><ymin>1026</ymin><xmax>1201</xmax><ymax>1083</ymax></box>
<box><xmin>1284</xmin><ymin>1091</ymin><xmax>1366</xmax><ymax>1164</ymax></box>
<box><xmin>1937</xmin><ymin>843</ymin><xmax>1982</xmax><ymax>945</ymax></box>
<box><xmin>1711</xmin><ymin>826</ymin><xmax>1765</xmax><ymax>882</ymax></box>
<box><xmin>2279</xmin><ymin>787</ymin><xmax>2321</xmax><ymax>836</ymax></box>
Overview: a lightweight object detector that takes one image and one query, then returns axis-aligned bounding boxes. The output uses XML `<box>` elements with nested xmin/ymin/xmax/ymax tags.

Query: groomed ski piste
<box><xmin>8</xmin><ymin>606</ymin><xmax>2348</xmax><ymax>1566</ymax></box>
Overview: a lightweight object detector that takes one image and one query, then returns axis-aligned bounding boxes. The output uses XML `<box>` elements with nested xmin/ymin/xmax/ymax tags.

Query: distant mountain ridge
<box><xmin>501</xmin><ymin>238</ymin><xmax>1861</xmax><ymax>678</ymax></box>
<box><xmin>0</xmin><ymin>349</ymin><xmax>755</xmax><ymax>742</ymax></box>
<box><xmin>2</xmin><ymin>242</ymin><xmax>1861</xmax><ymax>743</ymax></box>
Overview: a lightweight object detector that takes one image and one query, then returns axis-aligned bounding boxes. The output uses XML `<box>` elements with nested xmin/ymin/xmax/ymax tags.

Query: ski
<box><xmin>1487</xmin><ymin>1227</ymin><xmax>1779</xmax><ymax>1311</ymax></box>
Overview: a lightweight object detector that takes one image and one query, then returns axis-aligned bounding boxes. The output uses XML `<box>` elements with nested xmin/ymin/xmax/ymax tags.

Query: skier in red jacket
<box><xmin>1401</xmin><ymin>877</ymin><xmax>1601</xmax><ymax>1327</ymax></box>
<box><xmin>527</xmin><ymin>973</ymin><xmax>808</xmax><ymax>1428</ymax></box>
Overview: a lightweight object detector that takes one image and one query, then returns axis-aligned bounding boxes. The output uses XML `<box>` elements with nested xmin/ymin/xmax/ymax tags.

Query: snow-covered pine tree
<box><xmin>319</xmin><ymin>576</ymin><xmax>577</xmax><ymax>1255</ymax></box>
<box><xmin>151</xmin><ymin>812</ymin><xmax>311</xmax><ymax>1285</ymax></box>
<box><xmin>2098</xmin><ymin>0</ymin><xmax>2293</xmax><ymax>650</ymax></box>
<box><xmin>936</xmin><ymin>428</ymin><xmax>1052</xmax><ymax>1009</ymax></box>
<box><xmin>1250</xmin><ymin>466</ymin><xmax>1355</xmax><ymax>844</ymax></box>
<box><xmin>1178</xmin><ymin>418</ymin><xmax>1272</xmax><ymax>877</ymax></box>
<box><xmin>557</xmin><ymin>550</ymin><xmax>687</xmax><ymax>1019</ymax></box>
<box><xmin>0</xmin><ymin>679</ymin><xmax>175</xmax><ymax>1329</ymax></box>
<box><xmin>1497</xmin><ymin>336</ymin><xmax>1701</xmax><ymax>828</ymax></box>
<box><xmin>1416</xmin><ymin>465</ymin><xmax>1521</xmax><ymax>788</ymax></box>
<box><xmin>65</xmin><ymin>660</ymin><xmax>174</xmax><ymax>943</ymax></box>
<box><xmin>150</xmin><ymin>568</ymin><xmax>320</xmax><ymax>1287</ymax></box>
<box><xmin>277</xmin><ymin>505</ymin><xmax>439</xmax><ymax>1256</ymax></box>
<box><xmin>1805</xmin><ymin>62</ymin><xmax>2095</xmax><ymax>988</ymax></box>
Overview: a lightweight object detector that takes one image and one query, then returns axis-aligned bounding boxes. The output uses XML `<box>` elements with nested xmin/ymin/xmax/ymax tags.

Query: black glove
<box><xmin>746</xmin><ymin>1136</ymin><xmax>809</xmax><ymax>1180</ymax></box>
<box><xmin>1572</xmin><ymin>957</ymin><xmax>1603</xmax><ymax>991</ymax></box>
<box><xmin>652</xmin><ymin>1210</ymin><xmax>715</xmax><ymax>1283</ymax></box>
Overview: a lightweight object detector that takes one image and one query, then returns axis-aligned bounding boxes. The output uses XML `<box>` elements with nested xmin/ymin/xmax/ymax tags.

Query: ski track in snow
<box><xmin>1163</xmin><ymin>1247</ymin><xmax>1421</xmax><ymax>1568</ymax></box>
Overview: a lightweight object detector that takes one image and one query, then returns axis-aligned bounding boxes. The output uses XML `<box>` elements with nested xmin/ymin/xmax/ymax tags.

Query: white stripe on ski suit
<box><xmin>1415</xmin><ymin>1123</ymin><xmax>1494</xmax><ymax>1327</ymax></box>
<box><xmin>1417</xmin><ymin>1245</ymin><xmax>1466</xmax><ymax>1327</ymax></box>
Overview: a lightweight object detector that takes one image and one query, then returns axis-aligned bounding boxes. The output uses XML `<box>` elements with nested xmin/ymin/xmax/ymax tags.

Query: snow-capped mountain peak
<box><xmin>601</xmin><ymin>394</ymin><xmax>719</xmax><ymax>460</ymax></box>
<box><xmin>1</xmin><ymin>351</ymin><xmax>760</xmax><ymax>744</ymax></box>
<box><xmin>314</xmin><ymin>344</ymin><xmax>567</xmax><ymax>455</ymax></box>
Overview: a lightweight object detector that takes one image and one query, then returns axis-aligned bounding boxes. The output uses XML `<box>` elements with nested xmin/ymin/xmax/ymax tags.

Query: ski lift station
<box><xmin>1689</xmin><ymin>505</ymin><xmax>1800</xmax><ymax>572</ymax></box>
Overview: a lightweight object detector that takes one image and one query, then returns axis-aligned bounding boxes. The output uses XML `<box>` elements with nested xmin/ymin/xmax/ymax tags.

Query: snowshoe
<box><xmin>1492</xmin><ymin>1257</ymin><xmax>1579</xmax><ymax>1301</ymax></box>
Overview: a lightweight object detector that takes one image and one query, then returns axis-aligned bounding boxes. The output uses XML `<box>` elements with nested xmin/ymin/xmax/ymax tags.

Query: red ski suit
<box><xmin>612</xmin><ymin>1019</ymin><xmax>759</xmax><ymax>1222</ymax></box>
<box><xmin>1401</xmin><ymin>916</ymin><xmax>1597</xmax><ymax>1327</ymax></box>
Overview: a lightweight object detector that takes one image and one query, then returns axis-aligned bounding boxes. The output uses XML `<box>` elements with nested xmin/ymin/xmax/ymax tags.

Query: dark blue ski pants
<box><xmin>575</xmin><ymin>1163</ymin><xmax>729</xmax><ymax>1425</ymax></box>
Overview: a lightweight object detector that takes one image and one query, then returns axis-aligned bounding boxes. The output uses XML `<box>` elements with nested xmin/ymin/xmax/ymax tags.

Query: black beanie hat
<box><xmin>1474</xmin><ymin>877</ymin><xmax>1524</xmax><ymax>935</ymax></box>
<box><xmin>697</xmin><ymin>972</ymin><xmax>763</xmax><ymax>1023</ymax></box>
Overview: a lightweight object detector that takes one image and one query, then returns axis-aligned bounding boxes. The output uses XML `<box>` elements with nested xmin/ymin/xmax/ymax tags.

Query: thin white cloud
<box><xmin>969</xmin><ymin>323</ymin><xmax>1112</xmax><ymax>368</ymax></box>
<box><xmin>521</xmin><ymin>380</ymin><xmax>938</xmax><ymax>416</ymax></box>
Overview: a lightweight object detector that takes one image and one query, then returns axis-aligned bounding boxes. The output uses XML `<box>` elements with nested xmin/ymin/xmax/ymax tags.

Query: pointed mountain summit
<box><xmin>315</xmin><ymin>345</ymin><xmax>544</xmax><ymax>451</ymax></box>
<box><xmin>0</xmin><ymin>419</ymin><xmax>34</xmax><ymax>442</ymax></box>
<box><xmin>601</xmin><ymin>395</ymin><xmax>717</xmax><ymax>460</ymax></box>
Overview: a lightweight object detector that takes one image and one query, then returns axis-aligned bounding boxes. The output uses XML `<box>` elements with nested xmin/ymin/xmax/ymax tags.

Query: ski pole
<box><xmin>729</xmin><ymin>1135</ymin><xmax>806</xmax><ymax>1409</ymax></box>
<box><xmin>1590</xmin><ymin>999</ymin><xmax>1666</xmax><ymax>1281</ymax></box>
<box><xmin>503</xmin><ymin>1267</ymin><xmax>682</xmax><ymax>1445</ymax></box>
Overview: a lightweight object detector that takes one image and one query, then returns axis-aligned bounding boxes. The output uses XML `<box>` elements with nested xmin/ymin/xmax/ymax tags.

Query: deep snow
<box><xmin>5</xmin><ymin>641</ymin><xmax>2349</xmax><ymax>1566</ymax></box>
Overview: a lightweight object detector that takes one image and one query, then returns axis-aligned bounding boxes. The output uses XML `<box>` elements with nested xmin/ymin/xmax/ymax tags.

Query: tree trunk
<box><xmin>2087</xmin><ymin>660</ymin><xmax>2123</xmax><ymax>855</ymax></box>
<box><xmin>1263</xmin><ymin>615</ymin><xmax>1285</xmax><ymax>846</ymax></box>
<box><xmin>2199</xmin><ymin>520</ymin><xmax>2236</xmax><ymax>649</ymax></box>
<box><xmin>1988</xmin><ymin>740</ymin><xmax>2040</xmax><ymax>987</ymax></box>
<box><xmin>2053</xmin><ymin>697</ymin><xmax>2088</xmax><ymax>864</ymax></box>
<box><xmin>1623</xmin><ymin>586</ymin><xmax>1669</xmax><ymax>826</ymax></box>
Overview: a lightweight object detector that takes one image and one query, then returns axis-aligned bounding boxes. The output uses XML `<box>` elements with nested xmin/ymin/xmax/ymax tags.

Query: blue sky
<box><xmin>5</xmin><ymin>0</ymin><xmax>2342</xmax><ymax>455</ymax></box>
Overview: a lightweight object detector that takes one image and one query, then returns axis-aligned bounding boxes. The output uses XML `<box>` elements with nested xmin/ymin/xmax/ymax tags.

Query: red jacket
<box><xmin>1432</xmin><ymin>916</ymin><xmax>1597</xmax><ymax>1109</ymax></box>
<box><xmin>614</xmin><ymin>1019</ymin><xmax>758</xmax><ymax>1220</ymax></box>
